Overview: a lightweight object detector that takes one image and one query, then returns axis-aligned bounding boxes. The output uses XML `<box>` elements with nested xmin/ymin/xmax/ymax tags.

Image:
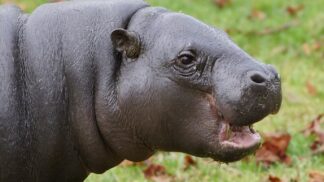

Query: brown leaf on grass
<box><xmin>303</xmin><ymin>114</ymin><xmax>324</xmax><ymax>155</ymax></box>
<box><xmin>213</xmin><ymin>0</ymin><xmax>231</xmax><ymax>8</ymax></box>
<box><xmin>268</xmin><ymin>175</ymin><xmax>283</xmax><ymax>182</ymax></box>
<box><xmin>312</xmin><ymin>145</ymin><xmax>324</xmax><ymax>155</ymax></box>
<box><xmin>303</xmin><ymin>115</ymin><xmax>324</xmax><ymax>135</ymax></box>
<box><xmin>248</xmin><ymin>9</ymin><xmax>266</xmax><ymax>21</ymax></box>
<box><xmin>309</xmin><ymin>171</ymin><xmax>324</xmax><ymax>182</ymax></box>
<box><xmin>183</xmin><ymin>155</ymin><xmax>197</xmax><ymax>170</ymax></box>
<box><xmin>306</xmin><ymin>80</ymin><xmax>317</xmax><ymax>96</ymax></box>
<box><xmin>302</xmin><ymin>42</ymin><xmax>322</xmax><ymax>55</ymax></box>
<box><xmin>312</xmin><ymin>42</ymin><xmax>321</xmax><ymax>51</ymax></box>
<box><xmin>143</xmin><ymin>164</ymin><xmax>166</xmax><ymax>177</ymax></box>
<box><xmin>255</xmin><ymin>133</ymin><xmax>292</xmax><ymax>166</ymax></box>
<box><xmin>286</xmin><ymin>4</ymin><xmax>304</xmax><ymax>16</ymax></box>
<box><xmin>143</xmin><ymin>164</ymin><xmax>174</xmax><ymax>182</ymax></box>
<box><xmin>303</xmin><ymin>43</ymin><xmax>312</xmax><ymax>55</ymax></box>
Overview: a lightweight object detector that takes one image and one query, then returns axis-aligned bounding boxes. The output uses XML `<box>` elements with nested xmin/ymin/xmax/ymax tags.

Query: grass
<box><xmin>1</xmin><ymin>0</ymin><xmax>323</xmax><ymax>181</ymax></box>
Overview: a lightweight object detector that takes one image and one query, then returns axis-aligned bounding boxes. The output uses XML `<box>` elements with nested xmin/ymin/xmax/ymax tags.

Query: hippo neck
<box><xmin>94</xmin><ymin>9</ymin><xmax>159</xmax><ymax>163</ymax></box>
<box><xmin>68</xmin><ymin>4</ymin><xmax>159</xmax><ymax>172</ymax></box>
<box><xmin>93</xmin><ymin>46</ymin><xmax>155</xmax><ymax>163</ymax></box>
<box><xmin>61</xmin><ymin>2</ymin><xmax>150</xmax><ymax>174</ymax></box>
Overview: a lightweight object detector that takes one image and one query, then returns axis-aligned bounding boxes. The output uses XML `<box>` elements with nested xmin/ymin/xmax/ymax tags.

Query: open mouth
<box><xmin>207</xmin><ymin>95</ymin><xmax>261</xmax><ymax>151</ymax></box>
<box><xmin>218</xmin><ymin>116</ymin><xmax>261</xmax><ymax>149</ymax></box>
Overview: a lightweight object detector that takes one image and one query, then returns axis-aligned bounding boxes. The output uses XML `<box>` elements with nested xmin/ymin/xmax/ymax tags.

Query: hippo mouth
<box><xmin>218</xmin><ymin>114</ymin><xmax>261</xmax><ymax>150</ymax></box>
<box><xmin>207</xmin><ymin>95</ymin><xmax>261</xmax><ymax>161</ymax></box>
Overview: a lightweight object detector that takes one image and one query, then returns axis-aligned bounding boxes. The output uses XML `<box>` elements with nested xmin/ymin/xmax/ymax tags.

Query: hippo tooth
<box><xmin>249</xmin><ymin>125</ymin><xmax>256</xmax><ymax>133</ymax></box>
<box><xmin>225</xmin><ymin>124</ymin><xmax>231</xmax><ymax>140</ymax></box>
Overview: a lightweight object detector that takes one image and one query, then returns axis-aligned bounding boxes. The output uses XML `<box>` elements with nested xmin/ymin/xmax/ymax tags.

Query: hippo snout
<box><xmin>213</xmin><ymin>61</ymin><xmax>282</xmax><ymax>127</ymax></box>
<box><xmin>241</xmin><ymin>65</ymin><xmax>281</xmax><ymax>123</ymax></box>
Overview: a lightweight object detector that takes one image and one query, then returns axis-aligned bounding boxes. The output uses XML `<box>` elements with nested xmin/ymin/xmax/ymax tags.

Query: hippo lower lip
<box><xmin>219</xmin><ymin>121</ymin><xmax>261</xmax><ymax>150</ymax></box>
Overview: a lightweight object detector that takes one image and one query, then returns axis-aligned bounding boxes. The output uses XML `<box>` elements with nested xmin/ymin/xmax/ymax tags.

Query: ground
<box><xmin>1</xmin><ymin>0</ymin><xmax>323</xmax><ymax>181</ymax></box>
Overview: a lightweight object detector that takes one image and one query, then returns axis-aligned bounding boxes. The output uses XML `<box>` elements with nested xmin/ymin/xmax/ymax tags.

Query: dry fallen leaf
<box><xmin>268</xmin><ymin>175</ymin><xmax>283</xmax><ymax>182</ymax></box>
<box><xmin>248</xmin><ymin>9</ymin><xmax>266</xmax><ymax>21</ymax></box>
<box><xmin>306</xmin><ymin>80</ymin><xmax>317</xmax><ymax>96</ymax></box>
<box><xmin>286</xmin><ymin>4</ymin><xmax>304</xmax><ymax>16</ymax></box>
<box><xmin>143</xmin><ymin>164</ymin><xmax>166</xmax><ymax>178</ymax></box>
<box><xmin>303</xmin><ymin>43</ymin><xmax>312</xmax><ymax>55</ymax></box>
<box><xmin>303</xmin><ymin>114</ymin><xmax>324</xmax><ymax>155</ymax></box>
<box><xmin>183</xmin><ymin>155</ymin><xmax>197</xmax><ymax>170</ymax></box>
<box><xmin>302</xmin><ymin>42</ymin><xmax>322</xmax><ymax>55</ymax></box>
<box><xmin>213</xmin><ymin>0</ymin><xmax>231</xmax><ymax>8</ymax></box>
<box><xmin>303</xmin><ymin>114</ymin><xmax>323</xmax><ymax>135</ymax></box>
<box><xmin>143</xmin><ymin>163</ymin><xmax>175</xmax><ymax>182</ymax></box>
<box><xmin>143</xmin><ymin>164</ymin><xmax>174</xmax><ymax>182</ymax></box>
<box><xmin>309</xmin><ymin>171</ymin><xmax>324</xmax><ymax>182</ymax></box>
<box><xmin>255</xmin><ymin>133</ymin><xmax>292</xmax><ymax>166</ymax></box>
<box><xmin>312</xmin><ymin>42</ymin><xmax>321</xmax><ymax>51</ymax></box>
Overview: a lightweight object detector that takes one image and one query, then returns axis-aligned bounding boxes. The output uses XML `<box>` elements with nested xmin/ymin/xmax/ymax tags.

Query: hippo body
<box><xmin>0</xmin><ymin>0</ymin><xmax>281</xmax><ymax>181</ymax></box>
<box><xmin>0</xmin><ymin>1</ymin><xmax>147</xmax><ymax>181</ymax></box>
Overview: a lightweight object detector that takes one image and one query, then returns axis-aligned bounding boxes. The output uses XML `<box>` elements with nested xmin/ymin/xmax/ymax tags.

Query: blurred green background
<box><xmin>1</xmin><ymin>0</ymin><xmax>323</xmax><ymax>181</ymax></box>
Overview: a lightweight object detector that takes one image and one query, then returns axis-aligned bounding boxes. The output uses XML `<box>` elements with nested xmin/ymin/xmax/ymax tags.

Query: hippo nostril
<box><xmin>250</xmin><ymin>73</ymin><xmax>266</xmax><ymax>84</ymax></box>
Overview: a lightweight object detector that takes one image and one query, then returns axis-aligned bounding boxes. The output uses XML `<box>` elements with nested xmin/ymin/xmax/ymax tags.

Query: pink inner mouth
<box><xmin>206</xmin><ymin>94</ymin><xmax>261</xmax><ymax>150</ymax></box>
<box><xmin>219</xmin><ymin>121</ymin><xmax>261</xmax><ymax>149</ymax></box>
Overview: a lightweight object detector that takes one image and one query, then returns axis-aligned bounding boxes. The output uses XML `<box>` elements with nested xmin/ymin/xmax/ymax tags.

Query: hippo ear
<box><xmin>111</xmin><ymin>28</ymin><xmax>141</xmax><ymax>59</ymax></box>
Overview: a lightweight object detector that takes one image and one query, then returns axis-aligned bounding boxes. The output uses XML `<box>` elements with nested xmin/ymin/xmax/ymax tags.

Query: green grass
<box><xmin>1</xmin><ymin>0</ymin><xmax>323</xmax><ymax>181</ymax></box>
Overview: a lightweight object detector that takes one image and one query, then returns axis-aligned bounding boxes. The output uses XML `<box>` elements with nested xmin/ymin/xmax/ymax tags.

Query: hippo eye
<box><xmin>177</xmin><ymin>51</ymin><xmax>196</xmax><ymax>67</ymax></box>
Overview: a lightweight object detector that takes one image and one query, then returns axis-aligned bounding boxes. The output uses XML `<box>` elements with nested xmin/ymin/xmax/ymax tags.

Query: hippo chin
<box><xmin>0</xmin><ymin>0</ymin><xmax>281</xmax><ymax>181</ymax></box>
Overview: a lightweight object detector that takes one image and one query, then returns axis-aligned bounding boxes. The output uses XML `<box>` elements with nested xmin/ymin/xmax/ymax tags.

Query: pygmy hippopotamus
<box><xmin>0</xmin><ymin>0</ymin><xmax>282</xmax><ymax>181</ymax></box>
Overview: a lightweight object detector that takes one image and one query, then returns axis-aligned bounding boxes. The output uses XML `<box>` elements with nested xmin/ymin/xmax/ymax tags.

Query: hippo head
<box><xmin>108</xmin><ymin>7</ymin><xmax>281</xmax><ymax>163</ymax></box>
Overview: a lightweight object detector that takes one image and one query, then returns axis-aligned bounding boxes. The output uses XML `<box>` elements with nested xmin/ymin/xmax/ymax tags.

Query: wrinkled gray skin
<box><xmin>0</xmin><ymin>0</ymin><xmax>281</xmax><ymax>181</ymax></box>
